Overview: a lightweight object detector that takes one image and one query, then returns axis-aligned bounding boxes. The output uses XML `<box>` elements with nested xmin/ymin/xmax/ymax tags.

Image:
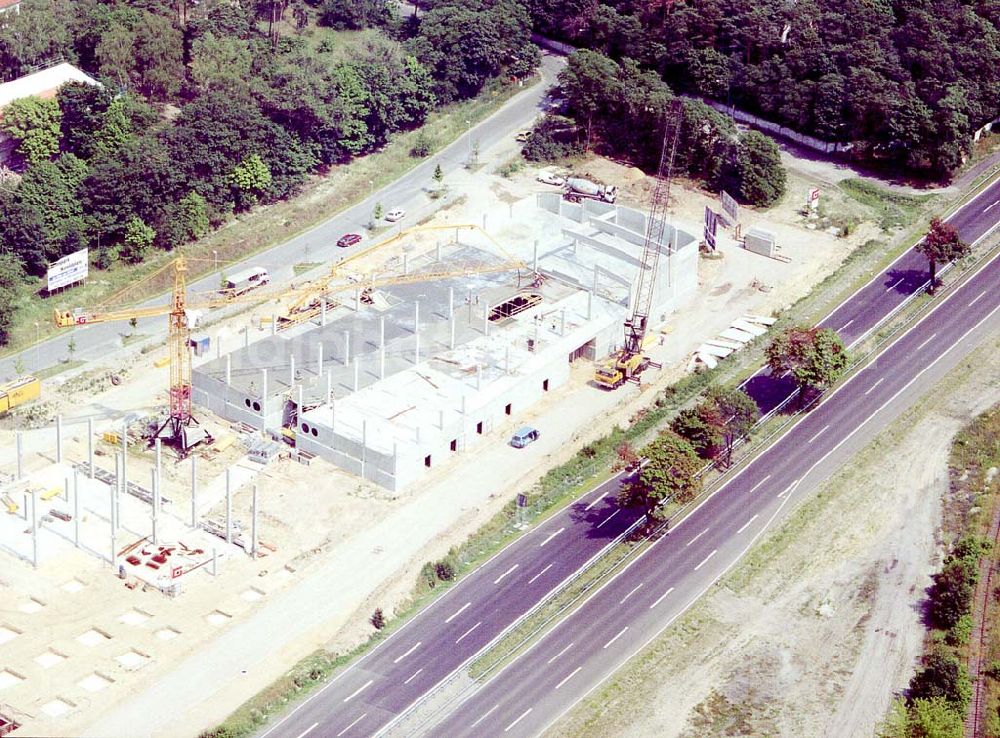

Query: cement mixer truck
<box><xmin>563</xmin><ymin>177</ymin><xmax>617</xmax><ymax>204</ymax></box>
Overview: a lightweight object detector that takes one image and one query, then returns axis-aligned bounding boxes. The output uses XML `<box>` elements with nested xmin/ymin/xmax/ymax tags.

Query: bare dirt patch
<box><xmin>549</xmin><ymin>334</ymin><xmax>1000</xmax><ymax>738</ymax></box>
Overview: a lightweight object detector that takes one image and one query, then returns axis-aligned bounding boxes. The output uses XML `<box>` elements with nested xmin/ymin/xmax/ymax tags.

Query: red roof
<box><xmin>0</xmin><ymin>0</ymin><xmax>20</xmax><ymax>9</ymax></box>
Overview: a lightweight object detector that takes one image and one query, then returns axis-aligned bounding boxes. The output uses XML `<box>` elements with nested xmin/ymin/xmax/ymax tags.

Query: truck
<box><xmin>221</xmin><ymin>266</ymin><xmax>270</xmax><ymax>296</ymax></box>
<box><xmin>563</xmin><ymin>177</ymin><xmax>617</xmax><ymax>204</ymax></box>
<box><xmin>0</xmin><ymin>376</ymin><xmax>40</xmax><ymax>414</ymax></box>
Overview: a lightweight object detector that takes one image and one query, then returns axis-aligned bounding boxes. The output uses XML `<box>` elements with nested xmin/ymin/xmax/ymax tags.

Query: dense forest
<box><xmin>527</xmin><ymin>0</ymin><xmax>1000</xmax><ymax>177</ymax></box>
<box><xmin>0</xmin><ymin>0</ymin><xmax>537</xmax><ymax>343</ymax></box>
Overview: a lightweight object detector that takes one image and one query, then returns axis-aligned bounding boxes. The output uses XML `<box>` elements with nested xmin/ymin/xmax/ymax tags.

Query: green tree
<box><xmin>67</xmin><ymin>335</ymin><xmax>77</xmax><ymax>360</ymax></box>
<box><xmin>558</xmin><ymin>49</ymin><xmax>622</xmax><ymax>151</ymax></box>
<box><xmin>319</xmin><ymin>0</ymin><xmax>392</xmax><ymax>29</ymax></box>
<box><xmin>916</xmin><ymin>218</ymin><xmax>969</xmax><ymax>292</ymax></box>
<box><xmin>369</xmin><ymin>607</ymin><xmax>386</xmax><ymax>629</ymax></box>
<box><xmin>908</xmin><ymin>697</ymin><xmax>964</xmax><ymax>738</ymax></box>
<box><xmin>766</xmin><ymin>326</ymin><xmax>848</xmax><ymax>397</ymax></box>
<box><xmin>57</xmin><ymin>81</ymin><xmax>115</xmax><ymax>159</ymax></box>
<box><xmin>432</xmin><ymin>163</ymin><xmax>444</xmax><ymax>189</ymax></box>
<box><xmin>908</xmin><ymin>654</ymin><xmax>972</xmax><ymax>710</ymax></box>
<box><xmin>190</xmin><ymin>33</ymin><xmax>252</xmax><ymax>93</ymax></box>
<box><xmin>730</xmin><ymin>130</ymin><xmax>786</xmax><ymax>207</ymax></box>
<box><xmin>619</xmin><ymin>431</ymin><xmax>702</xmax><ymax>517</ymax></box>
<box><xmin>0</xmin><ymin>0</ymin><xmax>73</xmax><ymax>80</ymax></box>
<box><xmin>13</xmin><ymin>355</ymin><xmax>25</xmax><ymax>376</ymax></box>
<box><xmin>230</xmin><ymin>154</ymin><xmax>273</xmax><ymax>210</ymax></box>
<box><xmin>0</xmin><ymin>96</ymin><xmax>63</xmax><ymax>165</ymax></box>
<box><xmin>372</xmin><ymin>201</ymin><xmax>383</xmax><ymax>226</ymax></box>
<box><xmin>0</xmin><ymin>253</ymin><xmax>25</xmax><ymax>346</ymax></box>
<box><xmin>120</xmin><ymin>217</ymin><xmax>155</xmax><ymax>264</ymax></box>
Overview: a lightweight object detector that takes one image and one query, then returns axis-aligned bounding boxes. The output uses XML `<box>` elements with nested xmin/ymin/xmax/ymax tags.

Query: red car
<box><xmin>337</xmin><ymin>233</ymin><xmax>362</xmax><ymax>248</ymax></box>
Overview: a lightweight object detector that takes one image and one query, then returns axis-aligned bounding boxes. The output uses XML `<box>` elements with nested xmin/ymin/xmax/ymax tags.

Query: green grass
<box><xmin>839</xmin><ymin>178</ymin><xmax>937</xmax><ymax>231</ymax></box>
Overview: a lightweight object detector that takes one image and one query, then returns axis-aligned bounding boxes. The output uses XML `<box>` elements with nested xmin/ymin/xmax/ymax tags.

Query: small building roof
<box><xmin>0</xmin><ymin>0</ymin><xmax>21</xmax><ymax>9</ymax></box>
<box><xmin>0</xmin><ymin>62</ymin><xmax>99</xmax><ymax>110</ymax></box>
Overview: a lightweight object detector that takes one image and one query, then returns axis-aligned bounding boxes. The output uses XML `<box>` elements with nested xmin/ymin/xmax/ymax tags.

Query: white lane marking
<box><xmin>915</xmin><ymin>332</ymin><xmax>937</xmax><ymax>352</ymax></box>
<box><xmin>445</xmin><ymin>602</ymin><xmax>471</xmax><ymax>624</ymax></box>
<box><xmin>555</xmin><ymin>666</ymin><xmax>582</xmax><ymax>690</ymax></box>
<box><xmin>864</xmin><ymin>377</ymin><xmax>885</xmax><ymax>395</ymax></box>
<box><xmin>531</xmin><ymin>264</ymin><xmax>1000</xmax><ymax>738</ymax></box>
<box><xmin>748</xmin><ymin>474</ymin><xmax>771</xmax><ymax>495</ymax></box>
<box><xmin>694</xmin><ymin>549</ymin><xmax>718</xmax><ymax>571</ymax></box>
<box><xmin>528</xmin><ymin>564</ymin><xmax>552</xmax><ymax>584</ymax></box>
<box><xmin>619</xmin><ymin>582</ymin><xmax>644</xmax><ymax>605</ymax></box>
<box><xmin>985</xmin><ymin>199</ymin><xmax>999</xmax><ymax>213</ymax></box>
<box><xmin>777</xmin><ymin>478</ymin><xmax>802</xmax><ymax>499</ymax></box>
<box><xmin>393</xmin><ymin>641</ymin><xmax>421</xmax><ymax>664</ymax></box>
<box><xmin>686</xmin><ymin>527</ymin><xmax>709</xmax><ymax>547</ymax></box>
<box><xmin>471</xmin><ymin>705</ymin><xmax>499</xmax><ymax>730</ymax></box>
<box><xmin>808</xmin><ymin>425</ymin><xmax>829</xmax><ymax>444</ymax></box>
<box><xmin>294</xmin><ymin>723</ymin><xmax>318</xmax><ymax>738</ymax></box>
<box><xmin>584</xmin><ymin>492</ymin><xmax>606</xmax><ymax>511</ymax></box>
<box><xmin>603</xmin><ymin>626</ymin><xmax>629</xmax><ymax>649</ymax></box>
<box><xmin>455</xmin><ymin>621</ymin><xmax>481</xmax><ymax>644</ymax></box>
<box><xmin>505</xmin><ymin>708</ymin><xmax>533</xmax><ymax>732</ymax></box>
<box><xmin>885</xmin><ymin>277</ymin><xmax>904</xmax><ymax>293</ymax></box>
<box><xmin>494</xmin><ymin>564</ymin><xmax>519</xmax><ymax>585</ymax></box>
<box><xmin>547</xmin><ymin>642</ymin><xmax>575</xmax><ymax>665</ymax></box>
<box><xmin>970</xmin><ymin>290</ymin><xmax>987</xmax><ymax>307</ymax></box>
<box><xmin>540</xmin><ymin>527</ymin><xmax>565</xmax><ymax>547</ymax></box>
<box><xmin>403</xmin><ymin>668</ymin><xmax>423</xmax><ymax>685</ymax></box>
<box><xmin>737</xmin><ymin>514</ymin><xmax>759</xmax><ymax>535</ymax></box>
<box><xmin>649</xmin><ymin>587</ymin><xmax>674</xmax><ymax>609</ymax></box>
<box><xmin>342</xmin><ymin>679</ymin><xmax>372</xmax><ymax>703</ymax></box>
<box><xmin>335</xmin><ymin>715</ymin><xmax>366</xmax><ymax>738</ymax></box>
<box><xmin>595</xmin><ymin>509</ymin><xmax>620</xmax><ymax>529</ymax></box>
<box><xmin>839</xmin><ymin>318</ymin><xmax>854</xmax><ymax>332</ymax></box>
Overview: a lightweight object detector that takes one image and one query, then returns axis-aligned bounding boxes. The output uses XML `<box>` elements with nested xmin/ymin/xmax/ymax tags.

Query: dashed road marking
<box><xmin>335</xmin><ymin>715</ymin><xmax>366</xmax><ymax>738</ymax></box>
<box><xmin>748</xmin><ymin>474</ymin><xmax>771</xmax><ymax>495</ymax></box>
<box><xmin>839</xmin><ymin>318</ymin><xmax>854</xmax><ymax>332</ymax></box>
<box><xmin>736</xmin><ymin>514</ymin><xmax>759</xmax><ymax>535</ymax></box>
<box><xmin>595</xmin><ymin>509</ymin><xmax>620</xmax><ymax>529</ymax></box>
<box><xmin>915</xmin><ymin>332</ymin><xmax>937</xmax><ymax>352</ymax></box>
<box><xmin>470</xmin><ymin>705</ymin><xmax>499</xmax><ymax>730</ymax></box>
<box><xmin>494</xmin><ymin>564</ymin><xmax>519</xmax><ymax>585</ymax></box>
<box><xmin>547</xmin><ymin>642</ymin><xmax>574</xmax><ymax>665</ymax></box>
<box><xmin>445</xmin><ymin>602</ymin><xmax>471</xmax><ymax>624</ymax></box>
<box><xmin>455</xmin><ymin>621</ymin><xmax>481</xmax><ymax>644</ymax></box>
<box><xmin>540</xmin><ymin>528</ymin><xmax>565</xmax><ymax>547</ymax></box>
<box><xmin>649</xmin><ymin>587</ymin><xmax>674</xmax><ymax>609</ymax></box>
<box><xmin>969</xmin><ymin>290</ymin><xmax>987</xmax><ymax>307</ymax></box>
<box><xmin>343</xmin><ymin>680</ymin><xmax>372</xmax><ymax>703</ymax></box>
<box><xmin>393</xmin><ymin>642</ymin><xmax>421</xmax><ymax>664</ymax></box>
<box><xmin>694</xmin><ymin>549</ymin><xmax>717</xmax><ymax>571</ymax></box>
<box><xmin>555</xmin><ymin>667</ymin><xmax>582</xmax><ymax>690</ymax></box>
<box><xmin>808</xmin><ymin>425</ymin><xmax>829</xmax><ymax>444</ymax></box>
<box><xmin>886</xmin><ymin>277</ymin><xmax>904</xmax><ymax>293</ymax></box>
<box><xmin>505</xmin><ymin>708</ymin><xmax>533</xmax><ymax>732</ymax></box>
<box><xmin>864</xmin><ymin>377</ymin><xmax>885</xmax><ymax>396</ymax></box>
<box><xmin>686</xmin><ymin>527</ymin><xmax>709</xmax><ymax>547</ymax></box>
<box><xmin>403</xmin><ymin>668</ymin><xmax>423</xmax><ymax>685</ymax></box>
<box><xmin>295</xmin><ymin>723</ymin><xmax>318</xmax><ymax>738</ymax></box>
<box><xmin>528</xmin><ymin>564</ymin><xmax>552</xmax><ymax>584</ymax></box>
<box><xmin>619</xmin><ymin>582</ymin><xmax>643</xmax><ymax>605</ymax></box>
<box><xmin>603</xmin><ymin>626</ymin><xmax>629</xmax><ymax>649</ymax></box>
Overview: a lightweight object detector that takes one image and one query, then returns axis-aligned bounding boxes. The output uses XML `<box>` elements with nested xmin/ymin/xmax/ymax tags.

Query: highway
<box><xmin>434</xmin><ymin>248</ymin><xmax>1000</xmax><ymax>738</ymax></box>
<box><xmin>0</xmin><ymin>54</ymin><xmax>565</xmax><ymax>382</ymax></box>
<box><xmin>258</xmin><ymin>172</ymin><xmax>1000</xmax><ymax>736</ymax></box>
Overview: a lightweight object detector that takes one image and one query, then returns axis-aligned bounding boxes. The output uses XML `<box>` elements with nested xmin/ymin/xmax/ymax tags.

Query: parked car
<box><xmin>385</xmin><ymin>208</ymin><xmax>406</xmax><ymax>222</ymax></box>
<box><xmin>510</xmin><ymin>426</ymin><xmax>540</xmax><ymax>448</ymax></box>
<box><xmin>337</xmin><ymin>233</ymin><xmax>362</xmax><ymax>248</ymax></box>
<box><xmin>536</xmin><ymin>171</ymin><xmax>565</xmax><ymax>186</ymax></box>
<box><xmin>515</xmin><ymin>129</ymin><xmax>533</xmax><ymax>142</ymax></box>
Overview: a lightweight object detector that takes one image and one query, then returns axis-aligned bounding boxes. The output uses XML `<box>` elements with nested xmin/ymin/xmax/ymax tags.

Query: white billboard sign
<box><xmin>47</xmin><ymin>248</ymin><xmax>89</xmax><ymax>292</ymax></box>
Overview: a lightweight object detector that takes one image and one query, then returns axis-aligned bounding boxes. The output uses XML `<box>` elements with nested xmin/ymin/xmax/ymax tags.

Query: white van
<box><xmin>223</xmin><ymin>266</ymin><xmax>270</xmax><ymax>295</ymax></box>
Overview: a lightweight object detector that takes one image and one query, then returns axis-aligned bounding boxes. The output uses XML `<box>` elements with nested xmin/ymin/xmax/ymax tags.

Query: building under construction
<box><xmin>192</xmin><ymin>198</ymin><xmax>698</xmax><ymax>493</ymax></box>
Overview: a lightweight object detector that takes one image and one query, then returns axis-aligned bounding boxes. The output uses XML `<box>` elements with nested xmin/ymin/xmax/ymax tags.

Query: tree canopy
<box><xmin>766</xmin><ymin>326</ymin><xmax>849</xmax><ymax>395</ymax></box>
<box><xmin>916</xmin><ymin>218</ymin><xmax>969</xmax><ymax>291</ymax></box>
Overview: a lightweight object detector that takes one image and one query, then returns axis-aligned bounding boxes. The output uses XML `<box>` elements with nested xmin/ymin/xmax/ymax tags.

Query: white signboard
<box><xmin>808</xmin><ymin>187</ymin><xmax>820</xmax><ymax>211</ymax></box>
<box><xmin>46</xmin><ymin>248</ymin><xmax>89</xmax><ymax>292</ymax></box>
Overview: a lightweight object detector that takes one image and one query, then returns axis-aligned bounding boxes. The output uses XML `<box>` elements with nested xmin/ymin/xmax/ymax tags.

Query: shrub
<box><xmin>434</xmin><ymin>559</ymin><xmax>456</xmax><ymax>581</ymax></box>
<box><xmin>370</xmin><ymin>608</ymin><xmax>386</xmax><ymax>630</ymax></box>
<box><xmin>945</xmin><ymin>614</ymin><xmax>973</xmax><ymax>647</ymax></box>
<box><xmin>410</xmin><ymin>132</ymin><xmax>432</xmax><ymax>158</ymax></box>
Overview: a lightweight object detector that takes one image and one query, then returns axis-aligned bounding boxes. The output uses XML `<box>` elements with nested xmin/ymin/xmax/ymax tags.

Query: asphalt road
<box><xmin>258</xmin><ymin>172</ymin><xmax>1000</xmax><ymax>738</ymax></box>
<box><xmin>434</xmin><ymin>249</ymin><xmax>1000</xmax><ymax>738</ymax></box>
<box><xmin>0</xmin><ymin>54</ymin><xmax>566</xmax><ymax>384</ymax></box>
<box><xmin>742</xmin><ymin>174</ymin><xmax>1000</xmax><ymax>415</ymax></box>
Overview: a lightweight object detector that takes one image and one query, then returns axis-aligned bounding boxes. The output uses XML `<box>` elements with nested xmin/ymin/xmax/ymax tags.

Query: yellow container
<box><xmin>0</xmin><ymin>376</ymin><xmax>40</xmax><ymax>414</ymax></box>
<box><xmin>153</xmin><ymin>357</ymin><xmax>171</xmax><ymax>368</ymax></box>
<box><xmin>102</xmin><ymin>431</ymin><xmax>121</xmax><ymax>444</ymax></box>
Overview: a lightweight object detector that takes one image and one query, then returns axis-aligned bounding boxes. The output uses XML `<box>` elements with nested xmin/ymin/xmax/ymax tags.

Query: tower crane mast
<box><xmin>595</xmin><ymin>100</ymin><xmax>683</xmax><ymax>389</ymax></box>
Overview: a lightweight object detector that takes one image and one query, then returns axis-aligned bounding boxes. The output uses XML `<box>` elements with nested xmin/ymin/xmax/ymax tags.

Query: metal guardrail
<box><xmin>383</xmin><ymin>232</ymin><xmax>1000</xmax><ymax>736</ymax></box>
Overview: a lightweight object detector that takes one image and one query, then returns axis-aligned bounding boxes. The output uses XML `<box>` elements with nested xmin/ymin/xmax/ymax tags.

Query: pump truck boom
<box><xmin>594</xmin><ymin>100</ymin><xmax>683</xmax><ymax>390</ymax></box>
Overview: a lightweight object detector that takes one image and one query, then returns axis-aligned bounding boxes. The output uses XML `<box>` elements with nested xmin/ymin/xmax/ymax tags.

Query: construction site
<box><xmin>0</xmin><ymin>105</ymin><xmax>863</xmax><ymax>737</ymax></box>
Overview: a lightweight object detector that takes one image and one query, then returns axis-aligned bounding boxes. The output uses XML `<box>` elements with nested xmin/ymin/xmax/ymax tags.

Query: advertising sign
<box><xmin>721</xmin><ymin>191</ymin><xmax>740</xmax><ymax>224</ymax></box>
<box><xmin>808</xmin><ymin>187</ymin><xmax>821</xmax><ymax>211</ymax></box>
<box><xmin>704</xmin><ymin>206</ymin><xmax>718</xmax><ymax>250</ymax></box>
<box><xmin>46</xmin><ymin>248</ymin><xmax>89</xmax><ymax>292</ymax></box>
